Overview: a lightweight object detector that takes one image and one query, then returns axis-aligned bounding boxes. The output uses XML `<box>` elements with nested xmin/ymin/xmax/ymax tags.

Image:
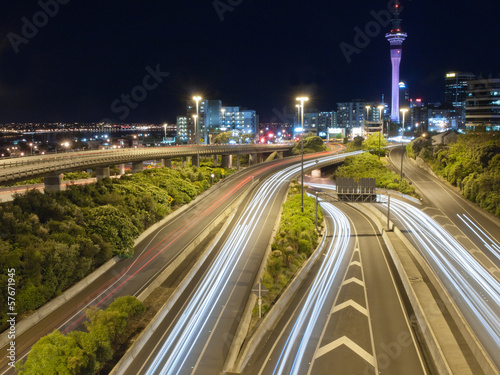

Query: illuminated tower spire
<box><xmin>385</xmin><ymin>1</ymin><xmax>407</xmax><ymax>123</ymax></box>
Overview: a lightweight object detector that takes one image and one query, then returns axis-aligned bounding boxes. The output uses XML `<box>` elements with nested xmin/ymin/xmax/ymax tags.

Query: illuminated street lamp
<box><xmin>193</xmin><ymin>96</ymin><xmax>202</xmax><ymax>145</ymax></box>
<box><xmin>163</xmin><ymin>123</ymin><xmax>167</xmax><ymax>143</ymax></box>
<box><xmin>296</xmin><ymin>96</ymin><xmax>309</xmax><ymax>213</ymax></box>
<box><xmin>400</xmin><ymin>108</ymin><xmax>409</xmax><ymax>181</ymax></box>
<box><xmin>192</xmin><ymin>115</ymin><xmax>198</xmax><ymax>145</ymax></box>
<box><xmin>29</xmin><ymin>142</ymin><xmax>33</xmax><ymax>156</ymax></box>
<box><xmin>377</xmin><ymin>105</ymin><xmax>385</xmax><ymax>159</ymax></box>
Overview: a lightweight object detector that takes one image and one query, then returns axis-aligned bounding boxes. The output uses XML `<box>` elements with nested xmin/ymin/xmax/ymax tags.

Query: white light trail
<box><xmin>457</xmin><ymin>214</ymin><xmax>500</xmax><ymax>262</ymax></box>
<box><xmin>145</xmin><ymin>152</ymin><xmax>362</xmax><ymax>374</ymax></box>
<box><xmin>383</xmin><ymin>198</ymin><xmax>500</xmax><ymax>359</ymax></box>
<box><xmin>272</xmin><ymin>200</ymin><xmax>351</xmax><ymax>375</ymax></box>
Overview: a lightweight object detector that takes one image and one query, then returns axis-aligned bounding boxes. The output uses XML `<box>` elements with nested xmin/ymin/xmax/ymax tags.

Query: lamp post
<box><xmin>377</xmin><ymin>105</ymin><xmax>385</xmax><ymax>159</ymax></box>
<box><xmin>296</xmin><ymin>96</ymin><xmax>309</xmax><ymax>213</ymax></box>
<box><xmin>400</xmin><ymin>108</ymin><xmax>408</xmax><ymax>181</ymax></box>
<box><xmin>29</xmin><ymin>142</ymin><xmax>33</xmax><ymax>156</ymax></box>
<box><xmin>163</xmin><ymin>123</ymin><xmax>167</xmax><ymax>144</ymax></box>
<box><xmin>192</xmin><ymin>115</ymin><xmax>198</xmax><ymax>145</ymax></box>
<box><xmin>193</xmin><ymin>96</ymin><xmax>202</xmax><ymax>145</ymax></box>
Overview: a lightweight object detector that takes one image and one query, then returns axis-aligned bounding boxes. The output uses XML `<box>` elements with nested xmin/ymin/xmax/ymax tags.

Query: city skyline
<box><xmin>0</xmin><ymin>0</ymin><xmax>499</xmax><ymax>124</ymax></box>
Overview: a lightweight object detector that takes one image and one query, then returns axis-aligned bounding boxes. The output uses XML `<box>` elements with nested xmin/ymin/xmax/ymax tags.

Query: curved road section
<box><xmin>123</xmin><ymin>152</ymin><xmax>363</xmax><ymax>375</ymax></box>
<box><xmin>385</xmin><ymin>197</ymin><xmax>500</xmax><ymax>371</ymax></box>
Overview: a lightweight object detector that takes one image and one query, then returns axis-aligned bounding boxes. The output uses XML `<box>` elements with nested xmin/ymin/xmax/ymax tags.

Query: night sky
<box><xmin>0</xmin><ymin>0</ymin><xmax>499</xmax><ymax>124</ymax></box>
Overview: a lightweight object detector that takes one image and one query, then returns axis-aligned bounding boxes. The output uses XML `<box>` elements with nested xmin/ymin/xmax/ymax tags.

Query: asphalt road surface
<box><xmin>243</xmin><ymin>199</ymin><xmax>427</xmax><ymax>375</ymax></box>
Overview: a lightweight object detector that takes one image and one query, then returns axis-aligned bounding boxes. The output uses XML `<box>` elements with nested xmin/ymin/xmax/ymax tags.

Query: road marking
<box><xmin>332</xmin><ymin>300</ymin><xmax>367</xmax><ymax>316</ymax></box>
<box><xmin>315</xmin><ymin>336</ymin><xmax>375</xmax><ymax>366</ymax></box>
<box><xmin>342</xmin><ymin>277</ymin><xmax>364</xmax><ymax>287</ymax></box>
<box><xmin>350</xmin><ymin>260</ymin><xmax>362</xmax><ymax>267</ymax></box>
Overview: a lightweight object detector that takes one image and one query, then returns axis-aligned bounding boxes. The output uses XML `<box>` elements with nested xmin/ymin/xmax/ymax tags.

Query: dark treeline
<box><xmin>0</xmin><ymin>164</ymin><xmax>233</xmax><ymax>331</ymax></box>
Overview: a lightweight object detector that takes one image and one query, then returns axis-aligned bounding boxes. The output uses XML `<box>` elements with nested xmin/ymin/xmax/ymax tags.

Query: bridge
<box><xmin>0</xmin><ymin>144</ymin><xmax>294</xmax><ymax>191</ymax></box>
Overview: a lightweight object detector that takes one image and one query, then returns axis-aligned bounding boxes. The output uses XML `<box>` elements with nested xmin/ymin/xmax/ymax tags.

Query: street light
<box><xmin>400</xmin><ymin>108</ymin><xmax>409</xmax><ymax>181</ymax></box>
<box><xmin>192</xmin><ymin>115</ymin><xmax>198</xmax><ymax>145</ymax></box>
<box><xmin>193</xmin><ymin>96</ymin><xmax>202</xmax><ymax>145</ymax></box>
<box><xmin>377</xmin><ymin>105</ymin><xmax>385</xmax><ymax>159</ymax></box>
<box><xmin>29</xmin><ymin>142</ymin><xmax>33</xmax><ymax>156</ymax></box>
<box><xmin>163</xmin><ymin>123</ymin><xmax>168</xmax><ymax>144</ymax></box>
<box><xmin>296</xmin><ymin>96</ymin><xmax>309</xmax><ymax>213</ymax></box>
<box><xmin>295</xmin><ymin>104</ymin><xmax>301</xmax><ymax>127</ymax></box>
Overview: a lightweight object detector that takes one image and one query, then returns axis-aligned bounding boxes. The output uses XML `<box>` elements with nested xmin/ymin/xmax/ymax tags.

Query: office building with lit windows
<box><xmin>184</xmin><ymin>100</ymin><xmax>257</xmax><ymax>144</ymax></box>
<box><xmin>444</xmin><ymin>72</ymin><xmax>475</xmax><ymax>128</ymax></box>
<box><xmin>466</xmin><ymin>78</ymin><xmax>500</xmax><ymax>131</ymax></box>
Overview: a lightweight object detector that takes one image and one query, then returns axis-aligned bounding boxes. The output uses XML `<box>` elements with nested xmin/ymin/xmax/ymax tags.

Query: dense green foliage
<box><xmin>292</xmin><ymin>134</ymin><xmax>326</xmax><ymax>155</ymax></box>
<box><xmin>258</xmin><ymin>182</ymin><xmax>323</xmax><ymax>316</ymax></box>
<box><xmin>334</xmin><ymin>153</ymin><xmax>416</xmax><ymax>196</ymax></box>
<box><xmin>408</xmin><ymin>133</ymin><xmax>500</xmax><ymax>217</ymax></box>
<box><xmin>18</xmin><ymin>296</ymin><xmax>145</xmax><ymax>375</ymax></box>
<box><xmin>363</xmin><ymin>132</ymin><xmax>387</xmax><ymax>156</ymax></box>
<box><xmin>0</xmin><ymin>165</ymin><xmax>234</xmax><ymax>331</ymax></box>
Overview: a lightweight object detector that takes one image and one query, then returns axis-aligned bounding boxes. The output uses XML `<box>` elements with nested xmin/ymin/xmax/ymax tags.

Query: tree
<box><xmin>363</xmin><ymin>132</ymin><xmax>387</xmax><ymax>156</ymax></box>
<box><xmin>18</xmin><ymin>331</ymin><xmax>90</xmax><ymax>375</ymax></box>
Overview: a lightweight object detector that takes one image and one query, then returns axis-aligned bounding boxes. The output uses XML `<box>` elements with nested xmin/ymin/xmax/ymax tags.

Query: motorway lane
<box><xmin>244</xmin><ymin>200</ymin><xmax>425</xmax><ymax>375</ymax></box>
<box><xmin>123</xmin><ymin>152</ymin><xmax>356</xmax><ymax>375</ymax></box>
<box><xmin>380</xmin><ymin>197</ymin><xmax>500</xmax><ymax>372</ymax></box>
<box><xmin>1</xmin><ymin>152</ymin><xmax>342</xmax><ymax>374</ymax></box>
<box><xmin>389</xmin><ymin>147</ymin><xmax>500</xmax><ymax>274</ymax></box>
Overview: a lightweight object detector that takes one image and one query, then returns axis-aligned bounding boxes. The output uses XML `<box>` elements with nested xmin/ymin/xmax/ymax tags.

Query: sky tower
<box><xmin>385</xmin><ymin>1</ymin><xmax>407</xmax><ymax>123</ymax></box>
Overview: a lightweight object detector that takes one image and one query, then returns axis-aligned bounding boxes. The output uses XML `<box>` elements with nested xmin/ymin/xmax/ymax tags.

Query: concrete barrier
<box><xmin>353</xmin><ymin>203</ymin><xmax>499</xmax><ymax>375</ymax></box>
<box><xmin>0</xmin><ymin>173</ymin><xmax>244</xmax><ymax>349</ymax></box>
<box><xmin>109</xmin><ymin>185</ymin><xmax>254</xmax><ymax>375</ymax></box>
<box><xmin>230</xmin><ymin>214</ymin><xmax>327</xmax><ymax>372</ymax></box>
<box><xmin>0</xmin><ymin>255</ymin><xmax>120</xmax><ymax>349</ymax></box>
<box><xmin>223</xmin><ymin>180</ymin><xmax>291</xmax><ymax>372</ymax></box>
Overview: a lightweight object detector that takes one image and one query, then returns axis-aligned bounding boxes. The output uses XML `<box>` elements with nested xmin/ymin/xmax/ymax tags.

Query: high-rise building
<box><xmin>337</xmin><ymin>100</ymin><xmax>368</xmax><ymax>133</ymax></box>
<box><xmin>466</xmin><ymin>78</ymin><xmax>500</xmax><ymax>131</ymax></box>
<box><xmin>444</xmin><ymin>72</ymin><xmax>475</xmax><ymax>128</ymax></box>
<box><xmin>385</xmin><ymin>1</ymin><xmax>407</xmax><ymax>123</ymax></box>
<box><xmin>221</xmin><ymin>106</ymin><xmax>257</xmax><ymax>135</ymax></box>
<box><xmin>176</xmin><ymin>116</ymin><xmax>189</xmax><ymax>143</ymax></box>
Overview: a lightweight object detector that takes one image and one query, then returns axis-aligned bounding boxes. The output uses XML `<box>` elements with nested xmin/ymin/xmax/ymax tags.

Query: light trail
<box><xmin>457</xmin><ymin>214</ymin><xmax>500</xmax><ymax>262</ymax></box>
<box><xmin>144</xmin><ymin>151</ymin><xmax>363</xmax><ymax>374</ymax></box>
<box><xmin>382</xmin><ymin>197</ymin><xmax>500</xmax><ymax>366</ymax></box>
<box><xmin>272</xmin><ymin>200</ymin><xmax>351</xmax><ymax>375</ymax></box>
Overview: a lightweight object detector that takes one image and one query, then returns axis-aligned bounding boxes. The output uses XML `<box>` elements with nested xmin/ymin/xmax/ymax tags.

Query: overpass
<box><xmin>0</xmin><ymin>144</ymin><xmax>294</xmax><ymax>191</ymax></box>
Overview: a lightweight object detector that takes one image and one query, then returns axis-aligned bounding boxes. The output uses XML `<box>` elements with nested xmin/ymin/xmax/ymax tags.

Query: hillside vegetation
<box><xmin>334</xmin><ymin>152</ymin><xmax>416</xmax><ymax>196</ymax></box>
<box><xmin>257</xmin><ymin>181</ymin><xmax>323</xmax><ymax>318</ymax></box>
<box><xmin>408</xmin><ymin>133</ymin><xmax>500</xmax><ymax>217</ymax></box>
<box><xmin>0</xmin><ymin>165</ymin><xmax>233</xmax><ymax>331</ymax></box>
<box><xmin>18</xmin><ymin>296</ymin><xmax>145</xmax><ymax>375</ymax></box>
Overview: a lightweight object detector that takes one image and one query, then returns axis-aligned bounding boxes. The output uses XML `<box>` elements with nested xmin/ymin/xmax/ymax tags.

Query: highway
<box><xmin>244</xmin><ymin>193</ymin><xmax>427</xmax><ymax>375</ymax></box>
<box><xmin>381</xmin><ymin>196</ymin><xmax>500</xmax><ymax>371</ymax></box>
<box><xmin>0</xmin><ymin>147</ymin><xmax>349</xmax><ymax>374</ymax></box>
<box><xmin>389</xmin><ymin>147</ymin><xmax>500</xmax><ymax>273</ymax></box>
<box><xmin>0</xmin><ymin>151</ymin><xmax>325</xmax><ymax>374</ymax></box>
<box><xmin>0</xmin><ymin>144</ymin><xmax>293</xmax><ymax>184</ymax></box>
<box><xmin>122</xmin><ymin>152</ymin><xmax>363</xmax><ymax>375</ymax></box>
<box><xmin>386</xmin><ymin>147</ymin><xmax>500</xmax><ymax>370</ymax></box>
